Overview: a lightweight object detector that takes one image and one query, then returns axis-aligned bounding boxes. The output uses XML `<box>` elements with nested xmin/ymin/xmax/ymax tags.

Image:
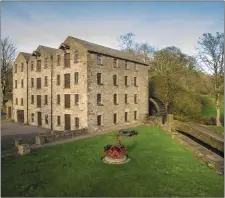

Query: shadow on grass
<box><xmin>126</xmin><ymin>139</ymin><xmax>138</xmax><ymax>153</ymax></box>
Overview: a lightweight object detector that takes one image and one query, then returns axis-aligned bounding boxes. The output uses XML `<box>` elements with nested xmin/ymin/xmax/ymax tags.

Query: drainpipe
<box><xmin>26</xmin><ymin>60</ymin><xmax>29</xmax><ymax>124</ymax></box>
<box><xmin>50</xmin><ymin>55</ymin><xmax>53</xmax><ymax>131</ymax></box>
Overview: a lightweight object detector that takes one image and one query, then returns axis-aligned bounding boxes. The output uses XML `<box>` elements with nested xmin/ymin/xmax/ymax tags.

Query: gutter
<box><xmin>87</xmin><ymin>50</ymin><xmax>149</xmax><ymax>66</ymax></box>
<box><xmin>26</xmin><ymin>60</ymin><xmax>29</xmax><ymax>124</ymax></box>
<box><xmin>50</xmin><ymin>55</ymin><xmax>53</xmax><ymax>131</ymax></box>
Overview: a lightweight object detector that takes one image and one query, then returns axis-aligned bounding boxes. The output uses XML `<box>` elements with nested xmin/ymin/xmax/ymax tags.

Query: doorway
<box><xmin>64</xmin><ymin>114</ymin><xmax>71</xmax><ymax>130</ymax></box>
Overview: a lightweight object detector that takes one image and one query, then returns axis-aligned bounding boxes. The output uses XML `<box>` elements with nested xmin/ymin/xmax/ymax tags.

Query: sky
<box><xmin>2</xmin><ymin>2</ymin><xmax>224</xmax><ymax>56</ymax></box>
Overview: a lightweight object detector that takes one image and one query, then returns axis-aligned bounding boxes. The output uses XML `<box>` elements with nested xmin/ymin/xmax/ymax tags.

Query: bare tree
<box><xmin>119</xmin><ymin>32</ymin><xmax>136</xmax><ymax>53</ymax></box>
<box><xmin>197</xmin><ymin>32</ymin><xmax>224</xmax><ymax>126</ymax></box>
<box><xmin>136</xmin><ymin>42</ymin><xmax>155</xmax><ymax>64</ymax></box>
<box><xmin>119</xmin><ymin>33</ymin><xmax>155</xmax><ymax>64</ymax></box>
<box><xmin>1</xmin><ymin>37</ymin><xmax>17</xmax><ymax>108</ymax></box>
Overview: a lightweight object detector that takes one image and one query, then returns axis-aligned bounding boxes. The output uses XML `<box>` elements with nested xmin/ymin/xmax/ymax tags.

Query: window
<box><xmin>113</xmin><ymin>58</ymin><xmax>118</xmax><ymax>68</ymax></box>
<box><xmin>57</xmin><ymin>116</ymin><xmax>61</xmax><ymax>125</ymax></box>
<box><xmin>125</xmin><ymin>112</ymin><xmax>128</xmax><ymax>122</ymax></box>
<box><xmin>57</xmin><ymin>55</ymin><xmax>61</xmax><ymax>66</ymax></box>
<box><xmin>125</xmin><ymin>94</ymin><xmax>128</xmax><ymax>104</ymax></box>
<box><xmin>15</xmin><ymin>80</ymin><xmax>17</xmax><ymax>88</ymax></box>
<box><xmin>75</xmin><ymin>117</ymin><xmax>79</xmax><ymax>129</ymax></box>
<box><xmin>113</xmin><ymin>94</ymin><xmax>118</xmax><ymax>105</ymax></box>
<box><xmin>57</xmin><ymin>94</ymin><xmax>60</xmax><ymax>105</ymax></box>
<box><xmin>64</xmin><ymin>73</ymin><xmax>70</xmax><ymax>88</ymax></box>
<box><xmin>113</xmin><ymin>75</ymin><xmax>118</xmax><ymax>86</ymax></box>
<box><xmin>31</xmin><ymin>61</ymin><xmax>34</xmax><ymax>71</ymax></box>
<box><xmin>64</xmin><ymin>53</ymin><xmax>70</xmax><ymax>67</ymax></box>
<box><xmin>21</xmin><ymin>79</ymin><xmax>24</xmax><ymax>88</ymax></box>
<box><xmin>14</xmin><ymin>64</ymin><xmax>17</xmax><ymax>73</ymax></box>
<box><xmin>44</xmin><ymin>95</ymin><xmax>48</xmax><ymax>105</ymax></box>
<box><xmin>57</xmin><ymin>75</ymin><xmax>60</xmax><ymax>86</ymax></box>
<box><xmin>44</xmin><ymin>58</ymin><xmax>48</xmax><ymax>68</ymax></box>
<box><xmin>134</xmin><ymin>77</ymin><xmax>137</xmax><ymax>87</ymax></box>
<box><xmin>125</xmin><ymin>76</ymin><xmax>128</xmax><ymax>86</ymax></box>
<box><xmin>44</xmin><ymin>76</ymin><xmax>48</xmax><ymax>87</ymax></box>
<box><xmin>134</xmin><ymin>94</ymin><xmax>138</xmax><ymax>104</ymax></box>
<box><xmin>31</xmin><ymin>95</ymin><xmax>34</xmax><ymax>104</ymax></box>
<box><xmin>97</xmin><ymin>94</ymin><xmax>102</xmax><ymax>105</ymax></box>
<box><xmin>37</xmin><ymin>95</ymin><xmax>41</xmax><ymax>107</ymax></box>
<box><xmin>64</xmin><ymin>94</ymin><xmax>70</xmax><ymax>108</ymax></box>
<box><xmin>21</xmin><ymin>63</ymin><xmax>24</xmax><ymax>72</ymax></box>
<box><xmin>125</xmin><ymin>61</ymin><xmax>128</xmax><ymax>70</ymax></box>
<box><xmin>21</xmin><ymin>98</ymin><xmax>23</xmax><ymax>106</ymax></box>
<box><xmin>113</xmin><ymin>113</ymin><xmax>117</xmax><ymax>124</ymax></box>
<box><xmin>97</xmin><ymin>55</ymin><xmax>102</xmax><ymax>65</ymax></box>
<box><xmin>16</xmin><ymin>98</ymin><xmax>18</xmax><ymax>105</ymax></box>
<box><xmin>74</xmin><ymin>50</ymin><xmax>78</xmax><ymax>63</ymax></box>
<box><xmin>134</xmin><ymin>111</ymin><xmax>137</xmax><ymax>120</ymax></box>
<box><xmin>74</xmin><ymin>72</ymin><xmax>79</xmax><ymax>84</ymax></box>
<box><xmin>31</xmin><ymin>78</ymin><xmax>34</xmax><ymax>88</ymax></box>
<box><xmin>134</xmin><ymin>63</ymin><xmax>138</xmax><ymax>71</ymax></box>
<box><xmin>37</xmin><ymin>78</ymin><xmax>41</xmax><ymax>89</ymax></box>
<box><xmin>45</xmin><ymin>115</ymin><xmax>48</xmax><ymax>124</ymax></box>
<box><xmin>97</xmin><ymin>115</ymin><xmax>102</xmax><ymax>126</ymax></box>
<box><xmin>37</xmin><ymin>60</ymin><xmax>41</xmax><ymax>72</ymax></box>
<box><xmin>31</xmin><ymin>113</ymin><xmax>34</xmax><ymax>122</ymax></box>
<box><xmin>97</xmin><ymin>73</ymin><xmax>102</xmax><ymax>85</ymax></box>
<box><xmin>75</xmin><ymin>94</ymin><xmax>79</xmax><ymax>105</ymax></box>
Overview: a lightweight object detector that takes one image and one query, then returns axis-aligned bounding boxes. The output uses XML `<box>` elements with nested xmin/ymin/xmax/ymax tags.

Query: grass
<box><xmin>2</xmin><ymin>125</ymin><xmax>224</xmax><ymax>197</ymax></box>
<box><xmin>200</xmin><ymin>95</ymin><xmax>224</xmax><ymax>132</ymax></box>
<box><xmin>201</xmin><ymin>95</ymin><xmax>224</xmax><ymax>120</ymax></box>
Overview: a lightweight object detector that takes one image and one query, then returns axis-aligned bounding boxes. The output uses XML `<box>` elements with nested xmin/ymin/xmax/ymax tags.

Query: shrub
<box><xmin>172</xmin><ymin>92</ymin><xmax>202</xmax><ymax>119</ymax></box>
<box><xmin>200</xmin><ymin>116</ymin><xmax>216</xmax><ymax>125</ymax></box>
<box><xmin>200</xmin><ymin>95</ymin><xmax>213</xmax><ymax>108</ymax></box>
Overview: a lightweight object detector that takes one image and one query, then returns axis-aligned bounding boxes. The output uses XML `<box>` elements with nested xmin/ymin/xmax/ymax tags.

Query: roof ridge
<box><xmin>70</xmin><ymin>36</ymin><xmax>126</xmax><ymax>53</ymax></box>
<box><xmin>20</xmin><ymin>52</ymin><xmax>32</xmax><ymax>55</ymax></box>
<box><xmin>69</xmin><ymin>36</ymin><xmax>147</xmax><ymax>65</ymax></box>
<box><xmin>20</xmin><ymin>52</ymin><xmax>32</xmax><ymax>61</ymax></box>
<box><xmin>38</xmin><ymin>45</ymin><xmax>57</xmax><ymax>50</ymax></box>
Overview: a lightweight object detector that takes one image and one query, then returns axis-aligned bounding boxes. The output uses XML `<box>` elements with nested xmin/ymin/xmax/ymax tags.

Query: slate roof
<box><xmin>36</xmin><ymin>45</ymin><xmax>57</xmax><ymax>55</ymax></box>
<box><xmin>68</xmin><ymin>36</ymin><xmax>148</xmax><ymax>65</ymax></box>
<box><xmin>20</xmin><ymin>52</ymin><xmax>32</xmax><ymax>61</ymax></box>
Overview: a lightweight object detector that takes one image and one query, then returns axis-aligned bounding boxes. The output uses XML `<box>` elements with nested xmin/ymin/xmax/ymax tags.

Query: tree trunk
<box><xmin>215</xmin><ymin>92</ymin><xmax>221</xmax><ymax>126</ymax></box>
<box><xmin>164</xmin><ymin>101</ymin><xmax>169</xmax><ymax>114</ymax></box>
<box><xmin>1</xmin><ymin>87</ymin><xmax>4</xmax><ymax>111</ymax></box>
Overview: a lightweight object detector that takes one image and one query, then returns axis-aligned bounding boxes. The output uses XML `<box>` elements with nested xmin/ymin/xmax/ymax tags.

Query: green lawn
<box><xmin>201</xmin><ymin>95</ymin><xmax>224</xmax><ymax>118</ymax></box>
<box><xmin>2</xmin><ymin>125</ymin><xmax>224</xmax><ymax>197</ymax></box>
<box><xmin>201</xmin><ymin>95</ymin><xmax>224</xmax><ymax>127</ymax></box>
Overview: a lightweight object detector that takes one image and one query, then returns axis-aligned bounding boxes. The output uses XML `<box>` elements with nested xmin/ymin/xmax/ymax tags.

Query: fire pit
<box><xmin>101</xmin><ymin>129</ymin><xmax>138</xmax><ymax>164</ymax></box>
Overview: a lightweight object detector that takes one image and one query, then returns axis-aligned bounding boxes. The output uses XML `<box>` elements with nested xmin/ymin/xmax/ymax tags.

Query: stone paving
<box><xmin>1</xmin><ymin>121</ymin><xmax>48</xmax><ymax>151</ymax></box>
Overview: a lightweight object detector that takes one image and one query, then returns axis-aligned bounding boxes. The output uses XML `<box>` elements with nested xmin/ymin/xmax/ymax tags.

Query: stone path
<box><xmin>1</xmin><ymin>121</ymin><xmax>49</xmax><ymax>152</ymax></box>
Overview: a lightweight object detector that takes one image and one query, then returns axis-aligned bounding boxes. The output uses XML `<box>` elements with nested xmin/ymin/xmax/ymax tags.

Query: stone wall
<box><xmin>35</xmin><ymin>128</ymin><xmax>88</xmax><ymax>145</ymax></box>
<box><xmin>13</xmin><ymin>54</ymin><xmax>28</xmax><ymax>123</ymax></box>
<box><xmin>52</xmin><ymin>37</ymin><xmax>88</xmax><ymax>131</ymax></box>
<box><xmin>87</xmin><ymin>52</ymin><xmax>149</xmax><ymax>133</ymax></box>
<box><xmin>146</xmin><ymin>116</ymin><xmax>163</xmax><ymax>126</ymax></box>
<box><xmin>28</xmin><ymin>48</ymin><xmax>54</xmax><ymax>128</ymax></box>
<box><xmin>174</xmin><ymin>120</ymin><xmax>224</xmax><ymax>152</ymax></box>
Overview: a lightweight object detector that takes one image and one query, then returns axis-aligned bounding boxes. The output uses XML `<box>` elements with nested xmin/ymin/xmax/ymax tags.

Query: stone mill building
<box><xmin>13</xmin><ymin>36</ymin><xmax>149</xmax><ymax>133</ymax></box>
